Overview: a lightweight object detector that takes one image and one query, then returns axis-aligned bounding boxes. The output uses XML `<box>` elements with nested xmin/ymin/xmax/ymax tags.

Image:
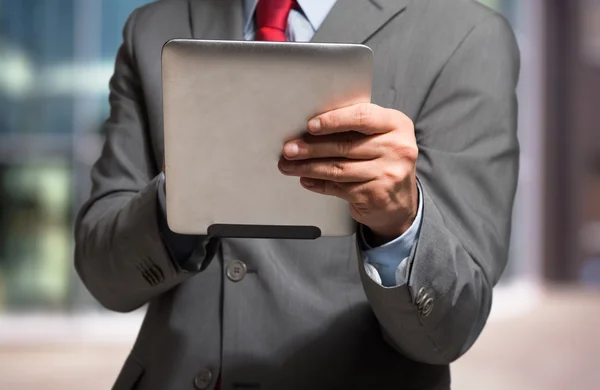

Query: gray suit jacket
<box><xmin>74</xmin><ymin>0</ymin><xmax>520</xmax><ymax>389</ymax></box>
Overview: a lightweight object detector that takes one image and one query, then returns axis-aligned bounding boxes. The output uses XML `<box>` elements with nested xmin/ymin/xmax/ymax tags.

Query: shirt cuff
<box><xmin>358</xmin><ymin>180</ymin><xmax>424</xmax><ymax>287</ymax></box>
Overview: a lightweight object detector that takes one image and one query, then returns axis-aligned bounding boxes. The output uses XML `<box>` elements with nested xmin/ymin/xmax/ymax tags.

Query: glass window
<box><xmin>485</xmin><ymin>0</ymin><xmax>543</xmax><ymax>284</ymax></box>
<box><xmin>0</xmin><ymin>162</ymin><xmax>71</xmax><ymax>311</ymax></box>
<box><xmin>0</xmin><ymin>0</ymin><xmax>153</xmax><ymax>313</ymax></box>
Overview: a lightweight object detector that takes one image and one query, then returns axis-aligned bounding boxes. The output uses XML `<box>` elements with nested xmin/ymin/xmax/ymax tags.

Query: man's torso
<box><xmin>113</xmin><ymin>1</ymin><xmax>496</xmax><ymax>389</ymax></box>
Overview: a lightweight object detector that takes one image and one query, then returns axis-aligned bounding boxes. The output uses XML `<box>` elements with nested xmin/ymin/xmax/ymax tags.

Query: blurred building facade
<box><xmin>544</xmin><ymin>0</ymin><xmax>600</xmax><ymax>284</ymax></box>
<box><xmin>0</xmin><ymin>0</ymin><xmax>149</xmax><ymax>312</ymax></box>
<box><xmin>0</xmin><ymin>0</ymin><xmax>596</xmax><ymax>318</ymax></box>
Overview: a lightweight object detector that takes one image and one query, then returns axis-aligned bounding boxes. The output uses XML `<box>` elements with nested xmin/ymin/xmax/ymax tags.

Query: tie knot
<box><xmin>256</xmin><ymin>0</ymin><xmax>297</xmax><ymax>41</ymax></box>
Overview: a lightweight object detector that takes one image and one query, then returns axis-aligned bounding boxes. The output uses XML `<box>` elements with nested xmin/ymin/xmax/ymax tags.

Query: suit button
<box><xmin>421</xmin><ymin>297</ymin><xmax>434</xmax><ymax>317</ymax></box>
<box><xmin>226</xmin><ymin>260</ymin><xmax>247</xmax><ymax>282</ymax></box>
<box><xmin>194</xmin><ymin>368</ymin><xmax>213</xmax><ymax>389</ymax></box>
<box><xmin>415</xmin><ymin>287</ymin><xmax>434</xmax><ymax>317</ymax></box>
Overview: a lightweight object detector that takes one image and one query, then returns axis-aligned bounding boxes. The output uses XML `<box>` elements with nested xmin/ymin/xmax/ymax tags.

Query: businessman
<box><xmin>75</xmin><ymin>0</ymin><xmax>520</xmax><ymax>389</ymax></box>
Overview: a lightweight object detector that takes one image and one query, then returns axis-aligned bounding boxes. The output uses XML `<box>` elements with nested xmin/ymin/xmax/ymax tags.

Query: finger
<box><xmin>300</xmin><ymin>178</ymin><xmax>342</xmax><ymax>197</ymax></box>
<box><xmin>282</xmin><ymin>133</ymin><xmax>380</xmax><ymax>161</ymax></box>
<box><xmin>279</xmin><ymin>158</ymin><xmax>376</xmax><ymax>182</ymax></box>
<box><xmin>299</xmin><ymin>178</ymin><xmax>370</xmax><ymax>205</ymax></box>
<box><xmin>308</xmin><ymin>103</ymin><xmax>404</xmax><ymax>136</ymax></box>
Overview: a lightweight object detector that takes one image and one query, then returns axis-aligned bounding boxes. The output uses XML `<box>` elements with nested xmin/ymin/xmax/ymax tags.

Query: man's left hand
<box><xmin>279</xmin><ymin>103</ymin><xmax>419</xmax><ymax>243</ymax></box>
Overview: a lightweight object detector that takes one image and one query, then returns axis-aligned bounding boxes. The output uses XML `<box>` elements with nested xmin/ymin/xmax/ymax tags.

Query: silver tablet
<box><xmin>162</xmin><ymin>39</ymin><xmax>373</xmax><ymax>239</ymax></box>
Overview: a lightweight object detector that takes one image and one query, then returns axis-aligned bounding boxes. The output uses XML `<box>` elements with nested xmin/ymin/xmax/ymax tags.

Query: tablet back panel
<box><xmin>162</xmin><ymin>39</ymin><xmax>372</xmax><ymax>238</ymax></box>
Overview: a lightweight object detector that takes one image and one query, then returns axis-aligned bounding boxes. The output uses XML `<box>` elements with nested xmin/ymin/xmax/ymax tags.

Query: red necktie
<box><xmin>256</xmin><ymin>0</ymin><xmax>297</xmax><ymax>41</ymax></box>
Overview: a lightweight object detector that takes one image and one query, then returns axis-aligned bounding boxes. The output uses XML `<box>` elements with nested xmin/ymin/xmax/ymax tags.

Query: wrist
<box><xmin>367</xmin><ymin>216</ymin><xmax>415</xmax><ymax>246</ymax></box>
<box><xmin>366</xmin><ymin>186</ymin><xmax>419</xmax><ymax>245</ymax></box>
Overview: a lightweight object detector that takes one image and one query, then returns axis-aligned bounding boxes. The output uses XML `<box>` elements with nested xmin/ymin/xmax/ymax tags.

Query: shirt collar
<box><xmin>243</xmin><ymin>0</ymin><xmax>337</xmax><ymax>33</ymax></box>
<box><xmin>296</xmin><ymin>0</ymin><xmax>337</xmax><ymax>30</ymax></box>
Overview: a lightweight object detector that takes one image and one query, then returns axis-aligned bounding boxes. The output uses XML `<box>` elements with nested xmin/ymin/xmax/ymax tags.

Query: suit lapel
<box><xmin>311</xmin><ymin>0</ymin><xmax>410</xmax><ymax>43</ymax></box>
<box><xmin>187</xmin><ymin>0</ymin><xmax>408</xmax><ymax>43</ymax></box>
<box><xmin>188</xmin><ymin>0</ymin><xmax>244</xmax><ymax>40</ymax></box>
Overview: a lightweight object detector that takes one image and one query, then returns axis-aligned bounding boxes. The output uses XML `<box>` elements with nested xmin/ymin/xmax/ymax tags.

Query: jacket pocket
<box><xmin>112</xmin><ymin>355</ymin><xmax>145</xmax><ymax>390</ymax></box>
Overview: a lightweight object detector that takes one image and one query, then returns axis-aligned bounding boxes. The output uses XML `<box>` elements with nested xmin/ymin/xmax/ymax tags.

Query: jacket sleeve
<box><xmin>74</xmin><ymin>10</ymin><xmax>216</xmax><ymax>313</ymax></box>
<box><xmin>359</xmin><ymin>13</ymin><xmax>520</xmax><ymax>364</ymax></box>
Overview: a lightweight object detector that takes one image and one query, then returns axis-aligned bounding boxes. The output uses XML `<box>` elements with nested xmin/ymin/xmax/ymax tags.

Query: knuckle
<box><xmin>380</xmin><ymin>138</ymin><xmax>399</xmax><ymax>153</ymax></box>
<box><xmin>400</xmin><ymin>143</ymin><xmax>419</xmax><ymax>162</ymax></box>
<box><xmin>338</xmin><ymin>138</ymin><xmax>354</xmax><ymax>157</ymax></box>
<box><xmin>400</xmin><ymin>112</ymin><xmax>414</xmax><ymax>130</ymax></box>
<box><xmin>410</xmin><ymin>145</ymin><xmax>419</xmax><ymax>161</ymax></box>
<box><xmin>381</xmin><ymin>164</ymin><xmax>411</xmax><ymax>184</ymax></box>
<box><xmin>381</xmin><ymin>134</ymin><xmax>419</xmax><ymax>162</ymax></box>
<box><xmin>387</xmin><ymin>136</ymin><xmax>419</xmax><ymax>162</ymax></box>
<box><xmin>329</xmin><ymin>161</ymin><xmax>345</xmax><ymax>179</ymax></box>
<box><xmin>392</xmin><ymin>109</ymin><xmax>414</xmax><ymax>130</ymax></box>
<box><xmin>321</xmin><ymin>112</ymin><xmax>339</xmax><ymax>129</ymax></box>
<box><xmin>354</xmin><ymin>103</ymin><xmax>373</xmax><ymax>127</ymax></box>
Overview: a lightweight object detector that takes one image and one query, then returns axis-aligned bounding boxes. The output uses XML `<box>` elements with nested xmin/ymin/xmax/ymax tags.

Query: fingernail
<box><xmin>284</xmin><ymin>142</ymin><xmax>299</xmax><ymax>157</ymax></box>
<box><xmin>302</xmin><ymin>178</ymin><xmax>316</xmax><ymax>187</ymax></box>
<box><xmin>308</xmin><ymin>118</ymin><xmax>321</xmax><ymax>133</ymax></box>
<box><xmin>279</xmin><ymin>161</ymin><xmax>293</xmax><ymax>173</ymax></box>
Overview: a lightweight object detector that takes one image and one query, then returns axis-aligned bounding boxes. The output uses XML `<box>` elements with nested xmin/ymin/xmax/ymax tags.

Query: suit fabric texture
<box><xmin>74</xmin><ymin>0</ymin><xmax>520</xmax><ymax>389</ymax></box>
